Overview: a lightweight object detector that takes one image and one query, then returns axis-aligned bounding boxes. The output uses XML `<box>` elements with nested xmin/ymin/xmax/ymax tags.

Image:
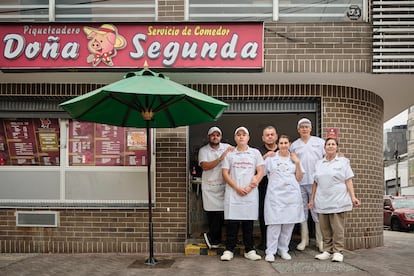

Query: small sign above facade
<box><xmin>0</xmin><ymin>22</ymin><xmax>263</xmax><ymax>69</ymax></box>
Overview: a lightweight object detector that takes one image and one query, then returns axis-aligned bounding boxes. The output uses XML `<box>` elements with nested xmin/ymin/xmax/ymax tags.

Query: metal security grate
<box><xmin>372</xmin><ymin>0</ymin><xmax>414</xmax><ymax>73</ymax></box>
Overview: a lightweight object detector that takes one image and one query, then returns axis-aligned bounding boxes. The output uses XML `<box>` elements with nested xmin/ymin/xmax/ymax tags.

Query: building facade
<box><xmin>1</xmin><ymin>0</ymin><xmax>413</xmax><ymax>254</ymax></box>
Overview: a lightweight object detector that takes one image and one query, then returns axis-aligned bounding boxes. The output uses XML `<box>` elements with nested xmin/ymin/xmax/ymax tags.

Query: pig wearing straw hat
<box><xmin>83</xmin><ymin>24</ymin><xmax>126</xmax><ymax>66</ymax></box>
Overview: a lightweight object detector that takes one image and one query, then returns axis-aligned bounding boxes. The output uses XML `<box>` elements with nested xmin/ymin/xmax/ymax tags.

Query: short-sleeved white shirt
<box><xmin>290</xmin><ymin>136</ymin><xmax>325</xmax><ymax>185</ymax></box>
<box><xmin>221</xmin><ymin>146</ymin><xmax>264</xmax><ymax>220</ymax></box>
<box><xmin>313</xmin><ymin>156</ymin><xmax>354</xmax><ymax>214</ymax></box>
<box><xmin>198</xmin><ymin>142</ymin><xmax>232</xmax><ymax>211</ymax></box>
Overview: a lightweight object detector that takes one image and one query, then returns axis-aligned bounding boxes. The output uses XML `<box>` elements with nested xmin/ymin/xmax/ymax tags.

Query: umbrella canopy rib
<box><xmin>75</xmin><ymin>95</ymin><xmax>110</xmax><ymax>119</ymax></box>
<box><xmin>185</xmin><ymin>96</ymin><xmax>220</xmax><ymax>120</ymax></box>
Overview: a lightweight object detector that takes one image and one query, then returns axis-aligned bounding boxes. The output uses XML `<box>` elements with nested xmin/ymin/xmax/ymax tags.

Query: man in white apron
<box><xmin>199</xmin><ymin>127</ymin><xmax>234</xmax><ymax>249</ymax></box>
<box><xmin>221</xmin><ymin>127</ymin><xmax>264</xmax><ymax>261</ymax></box>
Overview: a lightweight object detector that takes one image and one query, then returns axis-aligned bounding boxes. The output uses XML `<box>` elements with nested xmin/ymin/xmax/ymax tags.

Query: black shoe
<box><xmin>203</xmin><ymin>233</ymin><xmax>212</xmax><ymax>249</ymax></box>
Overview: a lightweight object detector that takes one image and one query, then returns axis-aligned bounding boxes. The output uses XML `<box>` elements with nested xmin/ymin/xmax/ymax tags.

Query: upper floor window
<box><xmin>188</xmin><ymin>0</ymin><xmax>273</xmax><ymax>22</ymax></box>
<box><xmin>188</xmin><ymin>0</ymin><xmax>365</xmax><ymax>22</ymax></box>
<box><xmin>0</xmin><ymin>0</ymin><xmax>156</xmax><ymax>22</ymax></box>
<box><xmin>278</xmin><ymin>0</ymin><xmax>364</xmax><ymax>22</ymax></box>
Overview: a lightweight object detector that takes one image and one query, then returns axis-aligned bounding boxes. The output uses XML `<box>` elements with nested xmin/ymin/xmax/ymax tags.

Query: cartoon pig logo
<box><xmin>83</xmin><ymin>24</ymin><xmax>126</xmax><ymax>66</ymax></box>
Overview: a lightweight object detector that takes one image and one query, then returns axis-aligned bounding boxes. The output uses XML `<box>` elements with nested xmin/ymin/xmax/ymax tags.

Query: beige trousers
<box><xmin>318</xmin><ymin>212</ymin><xmax>345</xmax><ymax>253</ymax></box>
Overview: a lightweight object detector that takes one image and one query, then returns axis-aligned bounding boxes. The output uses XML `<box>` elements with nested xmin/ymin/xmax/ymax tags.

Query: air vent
<box><xmin>16</xmin><ymin>211</ymin><xmax>59</xmax><ymax>227</ymax></box>
<box><xmin>372</xmin><ymin>0</ymin><xmax>414</xmax><ymax>73</ymax></box>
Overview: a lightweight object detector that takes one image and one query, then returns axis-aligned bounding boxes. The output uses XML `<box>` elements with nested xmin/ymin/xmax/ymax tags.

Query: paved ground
<box><xmin>0</xmin><ymin>230</ymin><xmax>413</xmax><ymax>276</ymax></box>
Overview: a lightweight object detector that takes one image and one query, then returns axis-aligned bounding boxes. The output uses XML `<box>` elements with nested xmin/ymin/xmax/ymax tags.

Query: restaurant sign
<box><xmin>0</xmin><ymin>22</ymin><xmax>263</xmax><ymax>69</ymax></box>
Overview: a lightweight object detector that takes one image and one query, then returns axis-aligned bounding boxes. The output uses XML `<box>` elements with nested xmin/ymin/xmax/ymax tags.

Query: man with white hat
<box><xmin>198</xmin><ymin>126</ymin><xmax>234</xmax><ymax>249</ymax></box>
<box><xmin>290</xmin><ymin>118</ymin><xmax>325</xmax><ymax>252</ymax></box>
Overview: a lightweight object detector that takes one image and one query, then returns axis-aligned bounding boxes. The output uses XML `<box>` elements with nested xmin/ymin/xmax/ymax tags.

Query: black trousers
<box><xmin>206</xmin><ymin>211</ymin><xmax>224</xmax><ymax>244</ymax></box>
<box><xmin>224</xmin><ymin>219</ymin><xmax>254</xmax><ymax>252</ymax></box>
<box><xmin>258</xmin><ymin>179</ymin><xmax>268</xmax><ymax>247</ymax></box>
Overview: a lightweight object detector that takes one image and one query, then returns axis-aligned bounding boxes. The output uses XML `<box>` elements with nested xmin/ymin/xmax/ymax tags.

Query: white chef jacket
<box><xmin>221</xmin><ymin>146</ymin><xmax>264</xmax><ymax>220</ymax></box>
<box><xmin>290</xmin><ymin>136</ymin><xmax>325</xmax><ymax>185</ymax></box>
<box><xmin>313</xmin><ymin>155</ymin><xmax>354</xmax><ymax>214</ymax></box>
<box><xmin>198</xmin><ymin>142</ymin><xmax>232</xmax><ymax>211</ymax></box>
<box><xmin>264</xmin><ymin>152</ymin><xmax>305</xmax><ymax>225</ymax></box>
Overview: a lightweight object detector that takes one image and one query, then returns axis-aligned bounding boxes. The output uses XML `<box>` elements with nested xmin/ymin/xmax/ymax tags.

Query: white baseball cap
<box><xmin>297</xmin><ymin>118</ymin><xmax>312</xmax><ymax>129</ymax></box>
<box><xmin>234</xmin><ymin>126</ymin><xmax>249</xmax><ymax>135</ymax></box>
<box><xmin>207</xmin><ymin>126</ymin><xmax>222</xmax><ymax>136</ymax></box>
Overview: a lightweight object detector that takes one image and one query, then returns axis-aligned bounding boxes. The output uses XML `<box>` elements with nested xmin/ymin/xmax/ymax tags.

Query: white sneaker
<box><xmin>332</xmin><ymin>252</ymin><xmax>343</xmax><ymax>262</ymax></box>
<box><xmin>203</xmin><ymin>233</ymin><xmax>212</xmax><ymax>249</ymax></box>
<box><xmin>220</xmin><ymin>250</ymin><xmax>234</xmax><ymax>261</ymax></box>
<box><xmin>315</xmin><ymin>251</ymin><xmax>332</xmax><ymax>260</ymax></box>
<box><xmin>296</xmin><ymin>240</ymin><xmax>308</xmax><ymax>251</ymax></box>
<box><xmin>265</xmin><ymin>254</ymin><xmax>275</xmax><ymax>262</ymax></box>
<box><xmin>244</xmin><ymin>250</ymin><xmax>261</xmax><ymax>261</ymax></box>
<box><xmin>278</xmin><ymin>251</ymin><xmax>292</xmax><ymax>260</ymax></box>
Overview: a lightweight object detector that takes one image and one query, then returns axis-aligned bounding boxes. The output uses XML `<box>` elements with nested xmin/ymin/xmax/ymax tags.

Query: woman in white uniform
<box><xmin>221</xmin><ymin>126</ymin><xmax>264</xmax><ymax>261</ymax></box>
<box><xmin>309</xmin><ymin>137</ymin><xmax>360</xmax><ymax>263</ymax></box>
<box><xmin>264</xmin><ymin>135</ymin><xmax>305</xmax><ymax>262</ymax></box>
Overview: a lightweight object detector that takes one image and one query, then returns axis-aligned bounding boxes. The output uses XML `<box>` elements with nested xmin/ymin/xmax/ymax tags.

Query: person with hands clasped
<box><xmin>220</xmin><ymin>126</ymin><xmax>264</xmax><ymax>261</ymax></box>
<box><xmin>264</xmin><ymin>135</ymin><xmax>305</xmax><ymax>262</ymax></box>
<box><xmin>308</xmin><ymin>137</ymin><xmax>361</xmax><ymax>263</ymax></box>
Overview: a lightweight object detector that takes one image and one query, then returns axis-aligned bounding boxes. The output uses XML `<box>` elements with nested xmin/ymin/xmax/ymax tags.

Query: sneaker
<box><xmin>315</xmin><ymin>251</ymin><xmax>332</xmax><ymax>260</ymax></box>
<box><xmin>221</xmin><ymin>250</ymin><xmax>234</xmax><ymax>261</ymax></box>
<box><xmin>203</xmin><ymin>233</ymin><xmax>212</xmax><ymax>249</ymax></box>
<box><xmin>244</xmin><ymin>250</ymin><xmax>262</xmax><ymax>261</ymax></box>
<box><xmin>278</xmin><ymin>251</ymin><xmax>292</xmax><ymax>260</ymax></box>
<box><xmin>211</xmin><ymin>244</ymin><xmax>220</xmax><ymax>249</ymax></box>
<box><xmin>332</xmin><ymin>252</ymin><xmax>343</xmax><ymax>262</ymax></box>
<box><xmin>265</xmin><ymin>254</ymin><xmax>275</xmax><ymax>262</ymax></box>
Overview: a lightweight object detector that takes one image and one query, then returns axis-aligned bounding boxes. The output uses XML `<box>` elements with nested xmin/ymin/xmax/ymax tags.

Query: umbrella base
<box><xmin>144</xmin><ymin>257</ymin><xmax>159</xmax><ymax>266</ymax></box>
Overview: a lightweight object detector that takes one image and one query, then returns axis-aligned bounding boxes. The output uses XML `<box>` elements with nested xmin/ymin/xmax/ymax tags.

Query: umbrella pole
<box><xmin>144</xmin><ymin>122</ymin><xmax>158</xmax><ymax>265</ymax></box>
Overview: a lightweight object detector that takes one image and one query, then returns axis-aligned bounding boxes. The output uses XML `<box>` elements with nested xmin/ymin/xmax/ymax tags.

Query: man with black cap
<box><xmin>198</xmin><ymin>126</ymin><xmax>234</xmax><ymax>249</ymax></box>
<box><xmin>290</xmin><ymin>118</ymin><xmax>325</xmax><ymax>252</ymax></box>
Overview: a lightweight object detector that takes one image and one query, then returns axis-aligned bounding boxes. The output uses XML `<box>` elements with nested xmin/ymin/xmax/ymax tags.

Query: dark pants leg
<box><xmin>258</xmin><ymin>181</ymin><xmax>267</xmax><ymax>248</ymax></box>
<box><xmin>206</xmin><ymin>211</ymin><xmax>224</xmax><ymax>244</ymax></box>
<box><xmin>225</xmin><ymin>220</ymin><xmax>240</xmax><ymax>252</ymax></box>
<box><xmin>241</xmin><ymin>220</ymin><xmax>255</xmax><ymax>252</ymax></box>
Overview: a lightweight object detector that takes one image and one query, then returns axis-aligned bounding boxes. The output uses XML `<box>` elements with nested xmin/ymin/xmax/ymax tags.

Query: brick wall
<box><xmin>158</xmin><ymin>0</ymin><xmax>185</xmax><ymax>21</ymax></box>
<box><xmin>264</xmin><ymin>22</ymin><xmax>372</xmax><ymax>73</ymax></box>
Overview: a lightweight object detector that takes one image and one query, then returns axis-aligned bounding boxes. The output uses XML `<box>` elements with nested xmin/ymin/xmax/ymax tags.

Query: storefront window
<box><xmin>68</xmin><ymin>120</ymin><xmax>147</xmax><ymax>166</ymax></box>
<box><xmin>0</xmin><ymin>118</ymin><xmax>60</xmax><ymax>166</ymax></box>
<box><xmin>0</xmin><ymin>118</ymin><xmax>154</xmax><ymax>206</ymax></box>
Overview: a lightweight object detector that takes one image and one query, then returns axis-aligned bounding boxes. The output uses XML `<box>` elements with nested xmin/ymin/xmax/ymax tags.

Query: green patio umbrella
<box><xmin>59</xmin><ymin>68</ymin><xmax>228</xmax><ymax>265</ymax></box>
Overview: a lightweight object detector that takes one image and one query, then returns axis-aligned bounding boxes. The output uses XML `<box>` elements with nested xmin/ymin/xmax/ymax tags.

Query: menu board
<box><xmin>0</xmin><ymin>118</ymin><xmax>60</xmax><ymax>166</ymax></box>
<box><xmin>69</xmin><ymin>120</ymin><xmax>147</xmax><ymax>166</ymax></box>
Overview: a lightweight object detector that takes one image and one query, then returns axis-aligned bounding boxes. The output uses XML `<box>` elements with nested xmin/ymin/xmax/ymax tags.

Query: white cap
<box><xmin>234</xmin><ymin>126</ymin><xmax>249</xmax><ymax>135</ymax></box>
<box><xmin>297</xmin><ymin>118</ymin><xmax>312</xmax><ymax>129</ymax></box>
<box><xmin>207</xmin><ymin>126</ymin><xmax>222</xmax><ymax>136</ymax></box>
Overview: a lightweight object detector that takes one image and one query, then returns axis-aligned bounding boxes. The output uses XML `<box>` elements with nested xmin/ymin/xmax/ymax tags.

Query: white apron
<box><xmin>222</xmin><ymin>147</ymin><xmax>264</xmax><ymax>220</ymax></box>
<box><xmin>198</xmin><ymin>143</ymin><xmax>231</xmax><ymax>211</ymax></box>
<box><xmin>264</xmin><ymin>152</ymin><xmax>305</xmax><ymax>225</ymax></box>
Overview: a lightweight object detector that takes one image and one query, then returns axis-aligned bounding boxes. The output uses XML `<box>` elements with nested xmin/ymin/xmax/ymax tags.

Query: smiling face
<box><xmin>277</xmin><ymin>136</ymin><xmax>290</xmax><ymax>153</ymax></box>
<box><xmin>325</xmin><ymin>138</ymin><xmax>338</xmax><ymax>156</ymax></box>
